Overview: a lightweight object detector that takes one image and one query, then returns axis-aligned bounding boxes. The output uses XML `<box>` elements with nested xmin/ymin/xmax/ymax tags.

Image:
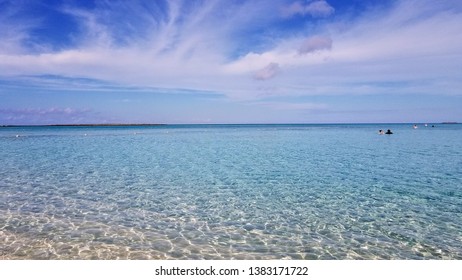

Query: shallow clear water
<box><xmin>1</xmin><ymin>124</ymin><xmax>461</xmax><ymax>259</ymax></box>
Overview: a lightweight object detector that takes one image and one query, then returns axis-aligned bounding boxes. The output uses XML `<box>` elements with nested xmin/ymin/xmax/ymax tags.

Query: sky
<box><xmin>1</xmin><ymin>0</ymin><xmax>461</xmax><ymax>125</ymax></box>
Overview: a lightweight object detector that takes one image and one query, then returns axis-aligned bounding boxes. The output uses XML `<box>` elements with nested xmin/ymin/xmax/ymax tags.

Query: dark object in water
<box><xmin>385</xmin><ymin>129</ymin><xmax>393</xmax><ymax>134</ymax></box>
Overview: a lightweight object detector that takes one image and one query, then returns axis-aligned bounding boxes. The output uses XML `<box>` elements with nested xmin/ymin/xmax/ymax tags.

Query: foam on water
<box><xmin>1</xmin><ymin>124</ymin><xmax>461</xmax><ymax>259</ymax></box>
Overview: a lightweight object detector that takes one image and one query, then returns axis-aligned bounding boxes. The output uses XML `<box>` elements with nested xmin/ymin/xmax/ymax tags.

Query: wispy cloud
<box><xmin>282</xmin><ymin>0</ymin><xmax>335</xmax><ymax>18</ymax></box>
<box><xmin>0</xmin><ymin>1</ymin><xmax>38</xmax><ymax>54</ymax></box>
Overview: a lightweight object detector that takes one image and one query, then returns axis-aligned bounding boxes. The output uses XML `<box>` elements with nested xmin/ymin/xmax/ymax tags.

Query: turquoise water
<box><xmin>1</xmin><ymin>124</ymin><xmax>461</xmax><ymax>259</ymax></box>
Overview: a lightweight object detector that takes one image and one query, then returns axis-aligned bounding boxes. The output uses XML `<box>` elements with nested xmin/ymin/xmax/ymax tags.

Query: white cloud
<box><xmin>298</xmin><ymin>36</ymin><xmax>332</xmax><ymax>54</ymax></box>
<box><xmin>228</xmin><ymin>0</ymin><xmax>462</xmax><ymax>98</ymax></box>
<box><xmin>254</xmin><ymin>63</ymin><xmax>281</xmax><ymax>80</ymax></box>
<box><xmin>283</xmin><ymin>0</ymin><xmax>334</xmax><ymax>18</ymax></box>
<box><xmin>305</xmin><ymin>0</ymin><xmax>335</xmax><ymax>17</ymax></box>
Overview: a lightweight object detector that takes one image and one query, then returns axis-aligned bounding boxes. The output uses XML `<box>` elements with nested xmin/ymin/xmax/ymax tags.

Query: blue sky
<box><xmin>1</xmin><ymin>0</ymin><xmax>461</xmax><ymax>124</ymax></box>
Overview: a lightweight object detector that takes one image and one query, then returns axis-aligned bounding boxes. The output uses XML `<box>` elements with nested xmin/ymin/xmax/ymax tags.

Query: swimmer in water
<box><xmin>385</xmin><ymin>129</ymin><xmax>393</xmax><ymax>134</ymax></box>
<box><xmin>378</xmin><ymin>129</ymin><xmax>384</xmax><ymax>135</ymax></box>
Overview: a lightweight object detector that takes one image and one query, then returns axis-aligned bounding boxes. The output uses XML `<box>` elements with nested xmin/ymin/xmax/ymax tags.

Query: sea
<box><xmin>1</xmin><ymin>123</ymin><xmax>461</xmax><ymax>260</ymax></box>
